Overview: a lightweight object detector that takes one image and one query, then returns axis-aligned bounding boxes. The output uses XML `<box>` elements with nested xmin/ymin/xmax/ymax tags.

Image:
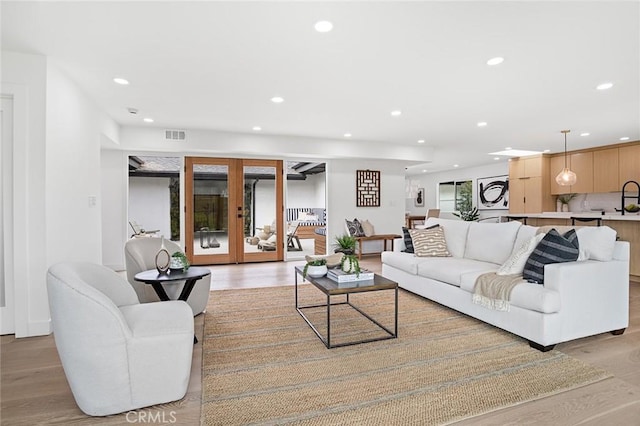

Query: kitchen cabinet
<box><xmin>550</xmin><ymin>152</ymin><xmax>593</xmax><ymax>194</ymax></box>
<box><xmin>594</xmin><ymin>148</ymin><xmax>620</xmax><ymax>192</ymax></box>
<box><xmin>569</xmin><ymin>152</ymin><xmax>593</xmax><ymax>194</ymax></box>
<box><xmin>509</xmin><ymin>156</ymin><xmax>554</xmax><ymax>213</ymax></box>
<box><xmin>619</xmin><ymin>144</ymin><xmax>640</xmax><ymax>185</ymax></box>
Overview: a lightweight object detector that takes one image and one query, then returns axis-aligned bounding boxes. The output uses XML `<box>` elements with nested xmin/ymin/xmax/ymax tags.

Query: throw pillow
<box><xmin>401</xmin><ymin>227</ymin><xmax>415</xmax><ymax>253</ymax></box>
<box><xmin>345</xmin><ymin>218</ymin><xmax>365</xmax><ymax>237</ymax></box>
<box><xmin>523</xmin><ymin>229</ymin><xmax>579</xmax><ymax>284</ymax></box>
<box><xmin>409</xmin><ymin>226</ymin><xmax>451</xmax><ymax>257</ymax></box>
<box><xmin>496</xmin><ymin>233</ymin><xmax>545</xmax><ymax>276</ymax></box>
<box><xmin>361</xmin><ymin>219</ymin><xmax>375</xmax><ymax>237</ymax></box>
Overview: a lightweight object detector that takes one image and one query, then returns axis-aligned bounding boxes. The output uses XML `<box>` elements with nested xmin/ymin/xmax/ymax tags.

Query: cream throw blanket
<box><xmin>472</xmin><ymin>272</ymin><xmax>525</xmax><ymax>312</ymax></box>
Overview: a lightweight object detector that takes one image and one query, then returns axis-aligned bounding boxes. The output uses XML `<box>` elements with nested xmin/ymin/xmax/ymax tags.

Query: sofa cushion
<box><xmin>524</xmin><ymin>229</ymin><xmax>579</xmax><ymax>284</ymax></box>
<box><xmin>513</xmin><ymin>225</ymin><xmax>538</xmax><ymax>251</ymax></box>
<box><xmin>497</xmin><ymin>233</ymin><xmax>545</xmax><ymax>276</ymax></box>
<box><xmin>417</xmin><ymin>257</ymin><xmax>499</xmax><ymax>287</ymax></box>
<box><xmin>410</xmin><ymin>227</ymin><xmax>451</xmax><ymax>257</ymax></box>
<box><xmin>459</xmin><ymin>272</ymin><xmax>560</xmax><ymax>313</ymax></box>
<box><xmin>424</xmin><ymin>217</ymin><xmax>470</xmax><ymax>258</ymax></box>
<box><xmin>576</xmin><ymin>226</ymin><xmax>617</xmax><ymax>261</ymax></box>
<box><xmin>464</xmin><ymin>221</ymin><xmax>521</xmax><ymax>265</ymax></box>
<box><xmin>381</xmin><ymin>251</ymin><xmax>421</xmax><ymax>275</ymax></box>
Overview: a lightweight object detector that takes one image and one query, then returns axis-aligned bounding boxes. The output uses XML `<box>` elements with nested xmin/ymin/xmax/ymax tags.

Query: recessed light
<box><xmin>543</xmin><ymin>149</ymin><xmax>551</xmax><ymax>153</ymax></box>
<box><xmin>314</xmin><ymin>21</ymin><xmax>333</xmax><ymax>33</ymax></box>
<box><xmin>113</xmin><ymin>77</ymin><xmax>129</xmax><ymax>85</ymax></box>
<box><xmin>344</xmin><ymin>133</ymin><xmax>352</xmax><ymax>138</ymax></box>
<box><xmin>505</xmin><ymin>147</ymin><xmax>512</xmax><ymax>150</ymax></box>
<box><xmin>417</xmin><ymin>139</ymin><xmax>425</xmax><ymax>144</ymax></box>
<box><xmin>252</xmin><ymin>126</ymin><xmax>262</xmax><ymax>131</ymax></box>
<box><xmin>477</xmin><ymin>122</ymin><xmax>487</xmax><ymax>127</ymax></box>
<box><xmin>391</xmin><ymin>110</ymin><xmax>402</xmax><ymax>117</ymax></box>
<box><xmin>494</xmin><ymin>157</ymin><xmax>500</xmax><ymax>160</ymax></box>
<box><xmin>596</xmin><ymin>82</ymin><xmax>613</xmax><ymax>90</ymax></box>
<box><xmin>487</xmin><ymin>57</ymin><xmax>504</xmax><ymax>66</ymax></box>
<box><xmin>143</xmin><ymin>118</ymin><xmax>154</xmax><ymax>123</ymax></box>
<box><xmin>620</xmin><ymin>136</ymin><xmax>630</xmax><ymax>141</ymax></box>
<box><xmin>271</xmin><ymin>96</ymin><xmax>284</xmax><ymax>103</ymax></box>
<box><xmin>490</xmin><ymin>149</ymin><xmax>544</xmax><ymax>156</ymax></box>
<box><xmin>422</xmin><ymin>169</ymin><xmax>428</xmax><ymax>173</ymax></box>
<box><xmin>580</xmin><ymin>132</ymin><xmax>590</xmax><ymax>137</ymax></box>
<box><xmin>453</xmin><ymin>164</ymin><xmax>459</xmax><ymax>168</ymax></box>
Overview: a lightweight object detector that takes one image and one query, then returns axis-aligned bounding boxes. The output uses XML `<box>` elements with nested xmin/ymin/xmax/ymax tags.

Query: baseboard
<box><xmin>16</xmin><ymin>319</ymin><xmax>52</xmax><ymax>338</ymax></box>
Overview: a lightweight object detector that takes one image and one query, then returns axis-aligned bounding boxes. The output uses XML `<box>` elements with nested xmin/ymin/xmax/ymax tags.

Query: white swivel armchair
<box><xmin>46</xmin><ymin>262</ymin><xmax>194</xmax><ymax>416</ymax></box>
<box><xmin>124</xmin><ymin>238</ymin><xmax>210</xmax><ymax>315</ymax></box>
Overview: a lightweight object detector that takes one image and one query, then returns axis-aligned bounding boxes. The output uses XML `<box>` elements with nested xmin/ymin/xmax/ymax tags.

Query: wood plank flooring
<box><xmin>2</xmin><ymin>258</ymin><xmax>639</xmax><ymax>425</ymax></box>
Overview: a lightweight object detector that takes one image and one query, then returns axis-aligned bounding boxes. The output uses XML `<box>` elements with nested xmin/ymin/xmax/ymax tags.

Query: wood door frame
<box><xmin>185</xmin><ymin>157</ymin><xmax>283</xmax><ymax>265</ymax></box>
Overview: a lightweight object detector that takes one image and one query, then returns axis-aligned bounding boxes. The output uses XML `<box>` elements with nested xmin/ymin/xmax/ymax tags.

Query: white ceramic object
<box><xmin>306</xmin><ymin>265</ymin><xmax>328</xmax><ymax>278</ymax></box>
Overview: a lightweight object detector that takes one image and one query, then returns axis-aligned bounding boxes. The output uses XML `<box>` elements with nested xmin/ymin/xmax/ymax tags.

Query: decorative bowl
<box><xmin>624</xmin><ymin>205</ymin><xmax>640</xmax><ymax>213</ymax></box>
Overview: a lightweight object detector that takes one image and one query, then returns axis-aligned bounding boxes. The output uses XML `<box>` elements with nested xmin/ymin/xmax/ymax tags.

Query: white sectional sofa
<box><xmin>382</xmin><ymin>218</ymin><xmax>630</xmax><ymax>351</ymax></box>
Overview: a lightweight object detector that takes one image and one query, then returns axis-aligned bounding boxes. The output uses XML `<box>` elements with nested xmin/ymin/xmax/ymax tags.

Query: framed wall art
<box><xmin>477</xmin><ymin>175</ymin><xmax>509</xmax><ymax>210</ymax></box>
<box><xmin>356</xmin><ymin>170</ymin><xmax>380</xmax><ymax>207</ymax></box>
<box><xmin>414</xmin><ymin>187</ymin><xmax>425</xmax><ymax>207</ymax></box>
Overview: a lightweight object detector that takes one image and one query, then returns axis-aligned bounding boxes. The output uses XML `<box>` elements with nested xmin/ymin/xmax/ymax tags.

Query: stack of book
<box><xmin>327</xmin><ymin>268</ymin><xmax>375</xmax><ymax>283</ymax></box>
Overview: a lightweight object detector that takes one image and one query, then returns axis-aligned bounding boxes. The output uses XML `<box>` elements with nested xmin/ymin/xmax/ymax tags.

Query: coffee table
<box><xmin>294</xmin><ymin>266</ymin><xmax>398</xmax><ymax>349</ymax></box>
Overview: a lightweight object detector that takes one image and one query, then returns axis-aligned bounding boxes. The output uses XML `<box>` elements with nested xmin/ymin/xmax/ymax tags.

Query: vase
<box><xmin>342</xmin><ymin>257</ymin><xmax>358</xmax><ymax>274</ymax></box>
<box><xmin>155</xmin><ymin>236</ymin><xmax>171</xmax><ymax>273</ymax></box>
<box><xmin>306</xmin><ymin>265</ymin><xmax>327</xmax><ymax>278</ymax></box>
<box><xmin>561</xmin><ymin>204</ymin><xmax>569</xmax><ymax>213</ymax></box>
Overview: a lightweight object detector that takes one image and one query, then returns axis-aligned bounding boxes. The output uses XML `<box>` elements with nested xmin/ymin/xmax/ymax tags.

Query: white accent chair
<box><xmin>124</xmin><ymin>238</ymin><xmax>210</xmax><ymax>315</ymax></box>
<box><xmin>46</xmin><ymin>262</ymin><xmax>194</xmax><ymax>416</ymax></box>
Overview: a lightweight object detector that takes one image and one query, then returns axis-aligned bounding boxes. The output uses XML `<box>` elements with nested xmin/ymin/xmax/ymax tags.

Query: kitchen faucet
<box><xmin>621</xmin><ymin>180</ymin><xmax>640</xmax><ymax>215</ymax></box>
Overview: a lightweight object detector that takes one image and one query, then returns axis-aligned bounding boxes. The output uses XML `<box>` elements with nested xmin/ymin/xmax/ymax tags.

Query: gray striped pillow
<box><xmin>409</xmin><ymin>227</ymin><xmax>451</xmax><ymax>257</ymax></box>
<box><xmin>523</xmin><ymin>229</ymin><xmax>579</xmax><ymax>284</ymax></box>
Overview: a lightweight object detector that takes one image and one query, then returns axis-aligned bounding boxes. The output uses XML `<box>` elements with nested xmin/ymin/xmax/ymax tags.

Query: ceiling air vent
<box><xmin>165</xmin><ymin>130</ymin><xmax>186</xmax><ymax>141</ymax></box>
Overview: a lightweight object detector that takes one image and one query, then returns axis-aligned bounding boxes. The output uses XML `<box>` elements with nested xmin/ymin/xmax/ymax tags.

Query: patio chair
<box><xmin>286</xmin><ymin>221</ymin><xmax>303</xmax><ymax>251</ymax></box>
<box><xmin>129</xmin><ymin>220</ymin><xmax>160</xmax><ymax>238</ymax></box>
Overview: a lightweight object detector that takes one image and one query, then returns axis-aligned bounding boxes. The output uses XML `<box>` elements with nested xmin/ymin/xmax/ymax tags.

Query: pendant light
<box><xmin>555</xmin><ymin>130</ymin><xmax>577</xmax><ymax>186</ymax></box>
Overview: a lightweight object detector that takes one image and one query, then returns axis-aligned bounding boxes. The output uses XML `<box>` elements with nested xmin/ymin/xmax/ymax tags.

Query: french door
<box><xmin>185</xmin><ymin>157</ymin><xmax>284</xmax><ymax>265</ymax></box>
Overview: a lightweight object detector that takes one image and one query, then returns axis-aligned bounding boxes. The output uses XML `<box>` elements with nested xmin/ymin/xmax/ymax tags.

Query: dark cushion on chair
<box><xmin>523</xmin><ymin>228</ymin><xmax>579</xmax><ymax>284</ymax></box>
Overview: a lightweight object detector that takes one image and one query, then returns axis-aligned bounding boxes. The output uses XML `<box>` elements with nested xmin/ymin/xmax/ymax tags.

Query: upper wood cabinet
<box><xmin>509</xmin><ymin>156</ymin><xmax>554</xmax><ymax>213</ymax></box>
<box><xmin>569</xmin><ymin>152</ymin><xmax>593</xmax><ymax>194</ymax></box>
<box><xmin>619</xmin><ymin>144</ymin><xmax>640</xmax><ymax>185</ymax></box>
<box><xmin>594</xmin><ymin>148</ymin><xmax>619</xmax><ymax>192</ymax></box>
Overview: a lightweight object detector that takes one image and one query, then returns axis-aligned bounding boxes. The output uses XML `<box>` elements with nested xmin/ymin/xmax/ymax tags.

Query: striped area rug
<box><xmin>201</xmin><ymin>285</ymin><xmax>609</xmax><ymax>425</ymax></box>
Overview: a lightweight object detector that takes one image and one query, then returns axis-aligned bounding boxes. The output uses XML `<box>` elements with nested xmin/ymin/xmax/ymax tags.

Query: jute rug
<box><xmin>201</xmin><ymin>285</ymin><xmax>610</xmax><ymax>425</ymax></box>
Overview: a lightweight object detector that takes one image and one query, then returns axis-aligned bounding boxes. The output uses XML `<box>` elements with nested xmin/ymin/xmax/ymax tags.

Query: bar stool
<box><xmin>506</xmin><ymin>216</ymin><xmax>527</xmax><ymax>225</ymax></box>
<box><xmin>570</xmin><ymin>217</ymin><xmax>602</xmax><ymax>226</ymax></box>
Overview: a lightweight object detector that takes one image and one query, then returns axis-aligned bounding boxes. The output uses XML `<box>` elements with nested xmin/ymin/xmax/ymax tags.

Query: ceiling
<box><xmin>2</xmin><ymin>1</ymin><xmax>639</xmax><ymax>174</ymax></box>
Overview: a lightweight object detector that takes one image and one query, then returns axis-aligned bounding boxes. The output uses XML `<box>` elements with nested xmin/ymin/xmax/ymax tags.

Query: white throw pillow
<box><xmin>360</xmin><ymin>219</ymin><xmax>375</xmax><ymax>237</ymax></box>
<box><xmin>576</xmin><ymin>226</ymin><xmax>617</xmax><ymax>261</ymax></box>
<box><xmin>496</xmin><ymin>233</ymin><xmax>545</xmax><ymax>276</ymax></box>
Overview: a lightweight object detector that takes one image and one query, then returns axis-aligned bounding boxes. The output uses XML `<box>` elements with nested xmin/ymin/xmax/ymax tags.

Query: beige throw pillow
<box><xmin>360</xmin><ymin>219</ymin><xmax>375</xmax><ymax>237</ymax></box>
<box><xmin>409</xmin><ymin>227</ymin><xmax>451</xmax><ymax>257</ymax></box>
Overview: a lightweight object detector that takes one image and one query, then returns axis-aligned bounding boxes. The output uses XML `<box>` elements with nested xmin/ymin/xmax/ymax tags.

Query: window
<box><xmin>438</xmin><ymin>180</ymin><xmax>472</xmax><ymax>212</ymax></box>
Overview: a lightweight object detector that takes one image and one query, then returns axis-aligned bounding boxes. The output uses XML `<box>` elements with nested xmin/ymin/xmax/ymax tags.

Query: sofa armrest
<box><xmin>393</xmin><ymin>237</ymin><xmax>405</xmax><ymax>252</ymax></box>
<box><xmin>544</xmin><ymin>258</ymin><xmax>629</xmax><ymax>331</ymax></box>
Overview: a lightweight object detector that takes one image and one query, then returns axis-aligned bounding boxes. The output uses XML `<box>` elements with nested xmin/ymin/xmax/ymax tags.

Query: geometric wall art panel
<box><xmin>356</xmin><ymin>170</ymin><xmax>381</xmax><ymax>207</ymax></box>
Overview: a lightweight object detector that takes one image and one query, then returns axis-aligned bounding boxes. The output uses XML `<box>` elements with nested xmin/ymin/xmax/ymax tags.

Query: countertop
<box><xmin>505</xmin><ymin>212</ymin><xmax>640</xmax><ymax>221</ymax></box>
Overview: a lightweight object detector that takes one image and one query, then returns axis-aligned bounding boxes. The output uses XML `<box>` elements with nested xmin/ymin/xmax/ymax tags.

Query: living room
<box><xmin>2</xmin><ymin>1</ymin><xmax>640</xmax><ymax>424</ymax></box>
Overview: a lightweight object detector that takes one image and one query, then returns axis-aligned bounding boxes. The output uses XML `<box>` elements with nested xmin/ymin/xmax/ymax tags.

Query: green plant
<box><xmin>452</xmin><ymin>181</ymin><xmax>480</xmax><ymax>221</ymax></box>
<box><xmin>558</xmin><ymin>193</ymin><xmax>577</xmax><ymax>204</ymax></box>
<box><xmin>333</xmin><ymin>234</ymin><xmax>357</xmax><ymax>252</ymax></box>
<box><xmin>340</xmin><ymin>254</ymin><xmax>361</xmax><ymax>276</ymax></box>
<box><xmin>171</xmin><ymin>251</ymin><xmax>190</xmax><ymax>272</ymax></box>
<box><xmin>302</xmin><ymin>258</ymin><xmax>327</xmax><ymax>278</ymax></box>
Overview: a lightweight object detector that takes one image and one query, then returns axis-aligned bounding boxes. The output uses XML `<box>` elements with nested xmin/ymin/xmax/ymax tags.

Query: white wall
<box><xmin>1</xmin><ymin>51</ymin><xmax>120</xmax><ymax>337</ymax></box>
<box><xmin>286</xmin><ymin>173</ymin><xmax>325</xmax><ymax>208</ymax></box>
<box><xmin>326</xmin><ymin>159</ymin><xmax>406</xmax><ymax>253</ymax></box>
<box><xmin>406</xmin><ymin>162</ymin><xmax>510</xmax><ymax>220</ymax></box>
<box><xmin>101</xmin><ymin>149</ymin><xmax>128</xmax><ymax>270</ymax></box>
<box><xmin>128</xmin><ymin>176</ymin><xmax>172</xmax><ymax>240</ymax></box>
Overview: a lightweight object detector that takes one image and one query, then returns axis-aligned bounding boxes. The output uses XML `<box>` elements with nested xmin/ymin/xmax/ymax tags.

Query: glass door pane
<box><xmin>186</xmin><ymin>157</ymin><xmax>238</xmax><ymax>265</ymax></box>
<box><xmin>240</xmin><ymin>160</ymin><xmax>283</xmax><ymax>262</ymax></box>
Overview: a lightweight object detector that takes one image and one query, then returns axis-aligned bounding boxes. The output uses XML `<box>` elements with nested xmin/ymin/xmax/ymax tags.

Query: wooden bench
<box><xmin>354</xmin><ymin>234</ymin><xmax>402</xmax><ymax>259</ymax></box>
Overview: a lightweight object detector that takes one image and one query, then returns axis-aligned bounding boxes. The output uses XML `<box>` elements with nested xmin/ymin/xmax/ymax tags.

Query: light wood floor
<box><xmin>2</xmin><ymin>258</ymin><xmax>640</xmax><ymax>425</ymax></box>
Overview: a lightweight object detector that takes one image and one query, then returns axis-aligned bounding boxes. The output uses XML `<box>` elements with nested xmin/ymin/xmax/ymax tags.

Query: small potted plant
<box><xmin>333</xmin><ymin>234</ymin><xmax>357</xmax><ymax>255</ymax></box>
<box><xmin>170</xmin><ymin>251</ymin><xmax>190</xmax><ymax>272</ymax></box>
<box><xmin>303</xmin><ymin>258</ymin><xmax>328</xmax><ymax>278</ymax></box>
<box><xmin>340</xmin><ymin>254</ymin><xmax>361</xmax><ymax>276</ymax></box>
<box><xmin>558</xmin><ymin>193</ymin><xmax>576</xmax><ymax>212</ymax></box>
